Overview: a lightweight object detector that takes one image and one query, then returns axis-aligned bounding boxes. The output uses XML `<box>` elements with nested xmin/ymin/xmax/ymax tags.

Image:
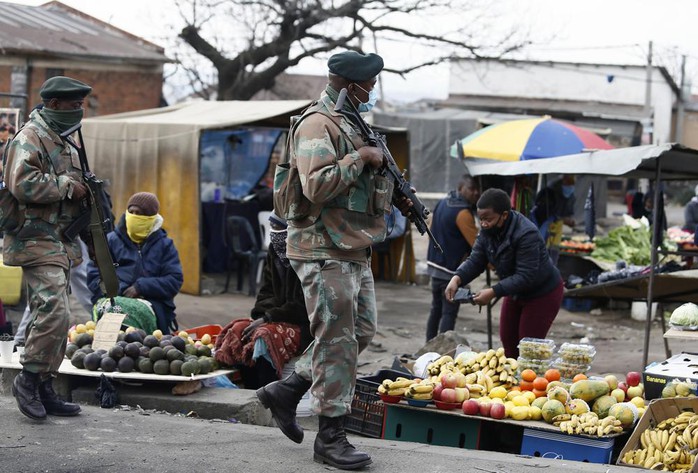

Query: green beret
<box><xmin>328</xmin><ymin>51</ymin><xmax>384</xmax><ymax>82</ymax></box>
<box><xmin>40</xmin><ymin>76</ymin><xmax>92</xmax><ymax>100</ymax></box>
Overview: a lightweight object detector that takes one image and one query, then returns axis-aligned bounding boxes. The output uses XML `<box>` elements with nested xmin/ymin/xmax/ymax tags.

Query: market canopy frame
<box><xmin>456</xmin><ymin>142</ymin><xmax>698</xmax><ymax>368</ymax></box>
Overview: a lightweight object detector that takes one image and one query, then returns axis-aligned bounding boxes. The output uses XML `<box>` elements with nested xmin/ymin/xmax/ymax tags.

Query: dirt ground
<box><xmin>3</xmin><ymin>202</ymin><xmax>692</xmax><ymax>380</ymax></box>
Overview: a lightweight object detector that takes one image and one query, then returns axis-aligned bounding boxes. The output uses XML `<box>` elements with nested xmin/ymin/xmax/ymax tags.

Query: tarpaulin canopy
<box><xmin>82</xmin><ymin>100</ymin><xmax>311</xmax><ymax>295</ymax></box>
<box><xmin>459</xmin><ymin>143</ymin><xmax>698</xmax><ymax>179</ymax></box>
<box><xmin>83</xmin><ymin>100</ymin><xmax>415</xmax><ymax>294</ymax></box>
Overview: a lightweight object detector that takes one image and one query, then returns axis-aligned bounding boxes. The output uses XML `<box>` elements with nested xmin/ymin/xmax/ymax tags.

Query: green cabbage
<box><xmin>669</xmin><ymin>303</ymin><xmax>698</xmax><ymax>327</ymax></box>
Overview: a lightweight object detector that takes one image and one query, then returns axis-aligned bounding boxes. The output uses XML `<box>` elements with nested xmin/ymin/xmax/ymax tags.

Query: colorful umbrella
<box><xmin>453</xmin><ymin>117</ymin><xmax>614</xmax><ymax>162</ymax></box>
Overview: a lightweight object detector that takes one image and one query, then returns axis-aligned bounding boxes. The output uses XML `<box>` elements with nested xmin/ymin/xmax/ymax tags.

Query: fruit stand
<box><xmin>346</xmin><ymin>336</ymin><xmax>698</xmax><ymax>471</ymax></box>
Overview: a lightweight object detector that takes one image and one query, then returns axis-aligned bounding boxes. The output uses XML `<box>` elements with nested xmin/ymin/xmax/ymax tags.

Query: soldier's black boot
<box><xmin>39</xmin><ymin>377</ymin><xmax>81</xmax><ymax>416</ymax></box>
<box><xmin>314</xmin><ymin>415</ymin><xmax>372</xmax><ymax>470</ymax></box>
<box><xmin>11</xmin><ymin>370</ymin><xmax>47</xmax><ymax>420</ymax></box>
<box><xmin>256</xmin><ymin>372</ymin><xmax>311</xmax><ymax>443</ymax></box>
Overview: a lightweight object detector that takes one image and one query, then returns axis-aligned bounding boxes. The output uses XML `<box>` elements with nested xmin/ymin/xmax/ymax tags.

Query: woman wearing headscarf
<box><xmin>214</xmin><ymin>212</ymin><xmax>311</xmax><ymax>388</ymax></box>
<box><xmin>87</xmin><ymin>192</ymin><xmax>183</xmax><ymax>333</ymax></box>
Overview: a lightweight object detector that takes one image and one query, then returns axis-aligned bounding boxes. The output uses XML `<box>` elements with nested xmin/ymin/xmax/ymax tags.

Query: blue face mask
<box><xmin>353</xmin><ymin>84</ymin><xmax>378</xmax><ymax>113</ymax></box>
<box><xmin>561</xmin><ymin>185</ymin><xmax>575</xmax><ymax>198</ymax></box>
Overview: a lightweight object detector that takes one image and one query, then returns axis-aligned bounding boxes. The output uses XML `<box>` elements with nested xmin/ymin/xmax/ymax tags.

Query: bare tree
<box><xmin>175</xmin><ymin>0</ymin><xmax>530</xmax><ymax>100</ymax></box>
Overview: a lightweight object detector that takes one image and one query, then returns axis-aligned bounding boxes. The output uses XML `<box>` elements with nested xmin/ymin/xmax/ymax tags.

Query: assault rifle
<box><xmin>334</xmin><ymin>88</ymin><xmax>443</xmax><ymax>253</ymax></box>
<box><xmin>60</xmin><ymin>124</ymin><xmax>119</xmax><ymax>300</ymax></box>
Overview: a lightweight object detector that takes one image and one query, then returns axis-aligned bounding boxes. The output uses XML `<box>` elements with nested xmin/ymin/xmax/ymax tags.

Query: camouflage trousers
<box><xmin>290</xmin><ymin>259</ymin><xmax>377</xmax><ymax>417</ymax></box>
<box><xmin>21</xmin><ymin>264</ymin><xmax>70</xmax><ymax>378</ymax></box>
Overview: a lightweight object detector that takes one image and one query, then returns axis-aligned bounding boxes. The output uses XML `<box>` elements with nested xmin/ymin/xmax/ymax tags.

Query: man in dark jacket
<box><xmin>445</xmin><ymin>188</ymin><xmax>564</xmax><ymax>358</ymax></box>
<box><xmin>87</xmin><ymin>192</ymin><xmax>183</xmax><ymax>333</ymax></box>
<box><xmin>425</xmin><ymin>175</ymin><xmax>479</xmax><ymax>341</ymax></box>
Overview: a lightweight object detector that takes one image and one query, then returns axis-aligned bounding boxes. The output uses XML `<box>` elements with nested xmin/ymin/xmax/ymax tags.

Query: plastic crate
<box><xmin>383</xmin><ymin>404</ymin><xmax>480</xmax><ymax>449</ymax></box>
<box><xmin>562</xmin><ymin>297</ymin><xmax>594</xmax><ymax>313</ymax></box>
<box><xmin>344</xmin><ymin>368</ymin><xmax>411</xmax><ymax>438</ymax></box>
<box><xmin>180</xmin><ymin>324</ymin><xmax>223</xmax><ymax>343</ymax></box>
<box><xmin>521</xmin><ymin>428</ymin><xmax>615</xmax><ymax>463</ymax></box>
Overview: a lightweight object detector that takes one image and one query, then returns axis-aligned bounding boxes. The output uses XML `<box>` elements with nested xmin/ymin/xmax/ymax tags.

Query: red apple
<box><xmin>479</xmin><ymin>401</ymin><xmax>492</xmax><ymax>417</ymax></box>
<box><xmin>441</xmin><ymin>388</ymin><xmax>458</xmax><ymax>404</ymax></box>
<box><xmin>626</xmin><ymin>372</ymin><xmax>642</xmax><ymax>387</ymax></box>
<box><xmin>617</xmin><ymin>381</ymin><xmax>629</xmax><ymax>393</ymax></box>
<box><xmin>432</xmin><ymin>383</ymin><xmax>444</xmax><ymax>402</ymax></box>
<box><xmin>462</xmin><ymin>399</ymin><xmax>480</xmax><ymax>416</ymax></box>
<box><xmin>454</xmin><ymin>372</ymin><xmax>467</xmax><ymax>388</ymax></box>
<box><xmin>441</xmin><ymin>373</ymin><xmax>458</xmax><ymax>389</ymax></box>
<box><xmin>490</xmin><ymin>403</ymin><xmax>506</xmax><ymax>419</ymax></box>
<box><xmin>454</xmin><ymin>387</ymin><xmax>470</xmax><ymax>403</ymax></box>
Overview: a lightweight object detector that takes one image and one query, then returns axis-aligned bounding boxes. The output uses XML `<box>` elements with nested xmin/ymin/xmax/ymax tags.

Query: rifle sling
<box><xmin>87</xmin><ymin>187</ymin><xmax>118</xmax><ymax>299</ymax></box>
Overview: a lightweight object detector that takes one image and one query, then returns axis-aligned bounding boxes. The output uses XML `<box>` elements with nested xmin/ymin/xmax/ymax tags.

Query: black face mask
<box><xmin>481</xmin><ymin>214</ymin><xmax>504</xmax><ymax>237</ymax></box>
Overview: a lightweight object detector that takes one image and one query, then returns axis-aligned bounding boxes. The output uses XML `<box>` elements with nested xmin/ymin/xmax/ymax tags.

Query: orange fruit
<box><xmin>532</xmin><ymin>377</ymin><xmax>549</xmax><ymax>391</ymax></box>
<box><xmin>521</xmin><ymin>369</ymin><xmax>537</xmax><ymax>382</ymax></box>
<box><xmin>532</xmin><ymin>388</ymin><xmax>547</xmax><ymax>398</ymax></box>
<box><xmin>519</xmin><ymin>380</ymin><xmax>534</xmax><ymax>391</ymax></box>
<box><xmin>572</xmin><ymin>373</ymin><xmax>588</xmax><ymax>383</ymax></box>
<box><xmin>544</xmin><ymin>369</ymin><xmax>561</xmax><ymax>382</ymax></box>
<box><xmin>510</xmin><ymin>386</ymin><xmax>521</xmax><ymax>392</ymax></box>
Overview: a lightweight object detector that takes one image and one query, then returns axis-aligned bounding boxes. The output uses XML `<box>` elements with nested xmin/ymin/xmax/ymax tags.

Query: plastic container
<box><xmin>406</xmin><ymin>398</ymin><xmax>431</xmax><ymax>408</ymax></box>
<box><xmin>557</xmin><ymin>343</ymin><xmax>596</xmax><ymax>365</ymax></box>
<box><xmin>518</xmin><ymin>338</ymin><xmax>555</xmax><ymax>360</ymax></box>
<box><xmin>517</xmin><ymin>357</ymin><xmax>552</xmax><ymax>376</ymax></box>
<box><xmin>552</xmin><ymin>358</ymin><xmax>590</xmax><ymax>381</ymax></box>
<box><xmin>434</xmin><ymin>400</ymin><xmax>461</xmax><ymax>411</ymax></box>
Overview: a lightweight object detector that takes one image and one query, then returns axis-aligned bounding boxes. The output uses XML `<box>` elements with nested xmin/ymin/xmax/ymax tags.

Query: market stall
<box><xmin>83</xmin><ymin>101</ymin><xmax>416</xmax><ymax>294</ymax></box>
<box><xmin>456</xmin><ymin>142</ymin><xmax>698</xmax><ymax>368</ymax></box>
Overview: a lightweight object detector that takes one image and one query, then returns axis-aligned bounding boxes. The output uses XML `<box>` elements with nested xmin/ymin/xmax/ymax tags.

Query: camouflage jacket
<box><xmin>2</xmin><ymin>109</ymin><xmax>85</xmax><ymax>269</ymax></box>
<box><xmin>286</xmin><ymin>87</ymin><xmax>393</xmax><ymax>263</ymax></box>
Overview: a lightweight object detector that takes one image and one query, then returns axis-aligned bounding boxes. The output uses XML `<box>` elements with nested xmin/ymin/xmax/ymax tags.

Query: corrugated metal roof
<box><xmin>0</xmin><ymin>1</ymin><xmax>168</xmax><ymax>63</ymax></box>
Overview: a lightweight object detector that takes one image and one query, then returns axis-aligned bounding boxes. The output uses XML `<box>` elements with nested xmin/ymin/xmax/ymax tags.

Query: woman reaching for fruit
<box><xmin>445</xmin><ymin>188</ymin><xmax>564</xmax><ymax>358</ymax></box>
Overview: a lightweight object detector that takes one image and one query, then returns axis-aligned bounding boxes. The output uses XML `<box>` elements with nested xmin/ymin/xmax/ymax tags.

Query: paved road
<box><xmin>0</xmin><ymin>395</ymin><xmax>641</xmax><ymax>473</ymax></box>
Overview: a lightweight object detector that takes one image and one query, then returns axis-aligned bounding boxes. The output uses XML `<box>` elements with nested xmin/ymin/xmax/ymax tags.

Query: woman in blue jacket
<box><xmin>445</xmin><ymin>188</ymin><xmax>564</xmax><ymax>358</ymax></box>
<box><xmin>87</xmin><ymin>192</ymin><xmax>183</xmax><ymax>333</ymax></box>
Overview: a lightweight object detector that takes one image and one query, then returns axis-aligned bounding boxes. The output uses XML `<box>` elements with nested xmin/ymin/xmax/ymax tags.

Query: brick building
<box><xmin>0</xmin><ymin>1</ymin><xmax>168</xmax><ymax>121</ymax></box>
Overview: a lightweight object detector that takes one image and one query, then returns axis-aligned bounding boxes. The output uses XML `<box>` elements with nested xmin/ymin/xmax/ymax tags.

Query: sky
<box><xmin>8</xmin><ymin>0</ymin><xmax>698</xmax><ymax>103</ymax></box>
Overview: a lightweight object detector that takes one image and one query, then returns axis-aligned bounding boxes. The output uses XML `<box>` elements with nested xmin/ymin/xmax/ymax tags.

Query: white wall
<box><xmin>449</xmin><ymin>60</ymin><xmax>676</xmax><ymax>144</ymax></box>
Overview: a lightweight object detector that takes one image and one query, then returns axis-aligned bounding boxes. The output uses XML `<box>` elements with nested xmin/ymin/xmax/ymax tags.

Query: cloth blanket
<box><xmin>215</xmin><ymin>318</ymin><xmax>301</xmax><ymax>377</ymax></box>
<box><xmin>92</xmin><ymin>296</ymin><xmax>157</xmax><ymax>335</ymax></box>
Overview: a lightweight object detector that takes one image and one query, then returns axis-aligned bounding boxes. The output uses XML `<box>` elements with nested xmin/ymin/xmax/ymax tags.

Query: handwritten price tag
<box><xmin>92</xmin><ymin>313</ymin><xmax>126</xmax><ymax>351</ymax></box>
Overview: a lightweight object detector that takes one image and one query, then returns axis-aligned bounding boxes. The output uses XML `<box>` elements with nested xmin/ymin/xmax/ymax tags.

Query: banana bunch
<box><xmin>377</xmin><ymin>377</ymin><xmax>419</xmax><ymax>397</ymax></box>
<box><xmin>426</xmin><ymin>355</ymin><xmax>454</xmax><ymax>376</ymax></box>
<box><xmin>404</xmin><ymin>380</ymin><xmax>435</xmax><ymax>401</ymax></box>
<box><xmin>464</xmin><ymin>370</ymin><xmax>493</xmax><ymax>399</ymax></box>
<box><xmin>457</xmin><ymin>348</ymin><xmax>518</xmax><ymax>390</ymax></box>
<box><xmin>621</xmin><ymin>411</ymin><xmax>698</xmax><ymax>471</ymax></box>
<box><xmin>553</xmin><ymin>412</ymin><xmax>624</xmax><ymax>436</ymax></box>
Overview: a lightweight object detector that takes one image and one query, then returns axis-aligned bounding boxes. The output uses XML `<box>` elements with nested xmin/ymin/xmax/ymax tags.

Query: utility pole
<box><xmin>675</xmin><ymin>54</ymin><xmax>687</xmax><ymax>143</ymax></box>
<box><xmin>643</xmin><ymin>40</ymin><xmax>653</xmax><ymax>146</ymax></box>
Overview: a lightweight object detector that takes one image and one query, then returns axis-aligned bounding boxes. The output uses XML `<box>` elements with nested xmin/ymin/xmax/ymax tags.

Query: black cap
<box><xmin>328</xmin><ymin>51</ymin><xmax>384</xmax><ymax>82</ymax></box>
<box><xmin>39</xmin><ymin>76</ymin><xmax>92</xmax><ymax>100</ymax></box>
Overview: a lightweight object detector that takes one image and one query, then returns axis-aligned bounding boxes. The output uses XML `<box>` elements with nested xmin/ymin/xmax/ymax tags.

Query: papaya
<box><xmin>547</xmin><ymin>386</ymin><xmax>570</xmax><ymax>404</ymax></box>
<box><xmin>569</xmin><ymin>379</ymin><xmax>610</xmax><ymax>403</ymax></box>
<box><xmin>565</xmin><ymin>399</ymin><xmax>590</xmax><ymax>415</ymax></box>
<box><xmin>591</xmin><ymin>395</ymin><xmax>617</xmax><ymax>419</ymax></box>
<box><xmin>541</xmin><ymin>399</ymin><xmax>565</xmax><ymax>423</ymax></box>
<box><xmin>608</xmin><ymin>402</ymin><xmax>638</xmax><ymax>429</ymax></box>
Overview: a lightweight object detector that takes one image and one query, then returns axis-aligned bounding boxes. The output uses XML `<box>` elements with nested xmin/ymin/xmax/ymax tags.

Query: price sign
<box><xmin>92</xmin><ymin>313</ymin><xmax>126</xmax><ymax>351</ymax></box>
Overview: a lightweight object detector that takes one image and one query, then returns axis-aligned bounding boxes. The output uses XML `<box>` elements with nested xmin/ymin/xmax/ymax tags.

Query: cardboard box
<box><xmin>617</xmin><ymin>397</ymin><xmax>698</xmax><ymax>472</ymax></box>
<box><xmin>643</xmin><ymin>353</ymin><xmax>698</xmax><ymax>400</ymax></box>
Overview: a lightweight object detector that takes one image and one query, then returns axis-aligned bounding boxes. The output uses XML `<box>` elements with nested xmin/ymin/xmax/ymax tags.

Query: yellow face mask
<box><xmin>125</xmin><ymin>211</ymin><xmax>157</xmax><ymax>244</ymax></box>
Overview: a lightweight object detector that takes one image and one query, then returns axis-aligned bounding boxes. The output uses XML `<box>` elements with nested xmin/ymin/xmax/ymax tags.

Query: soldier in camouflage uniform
<box><xmin>257</xmin><ymin>51</ymin><xmax>397</xmax><ymax>470</ymax></box>
<box><xmin>4</xmin><ymin>76</ymin><xmax>91</xmax><ymax>420</ymax></box>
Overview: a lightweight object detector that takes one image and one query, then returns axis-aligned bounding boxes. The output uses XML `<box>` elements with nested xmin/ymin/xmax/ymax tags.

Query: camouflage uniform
<box><xmin>288</xmin><ymin>86</ymin><xmax>393</xmax><ymax>416</ymax></box>
<box><xmin>3</xmin><ymin>109</ymin><xmax>85</xmax><ymax>377</ymax></box>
